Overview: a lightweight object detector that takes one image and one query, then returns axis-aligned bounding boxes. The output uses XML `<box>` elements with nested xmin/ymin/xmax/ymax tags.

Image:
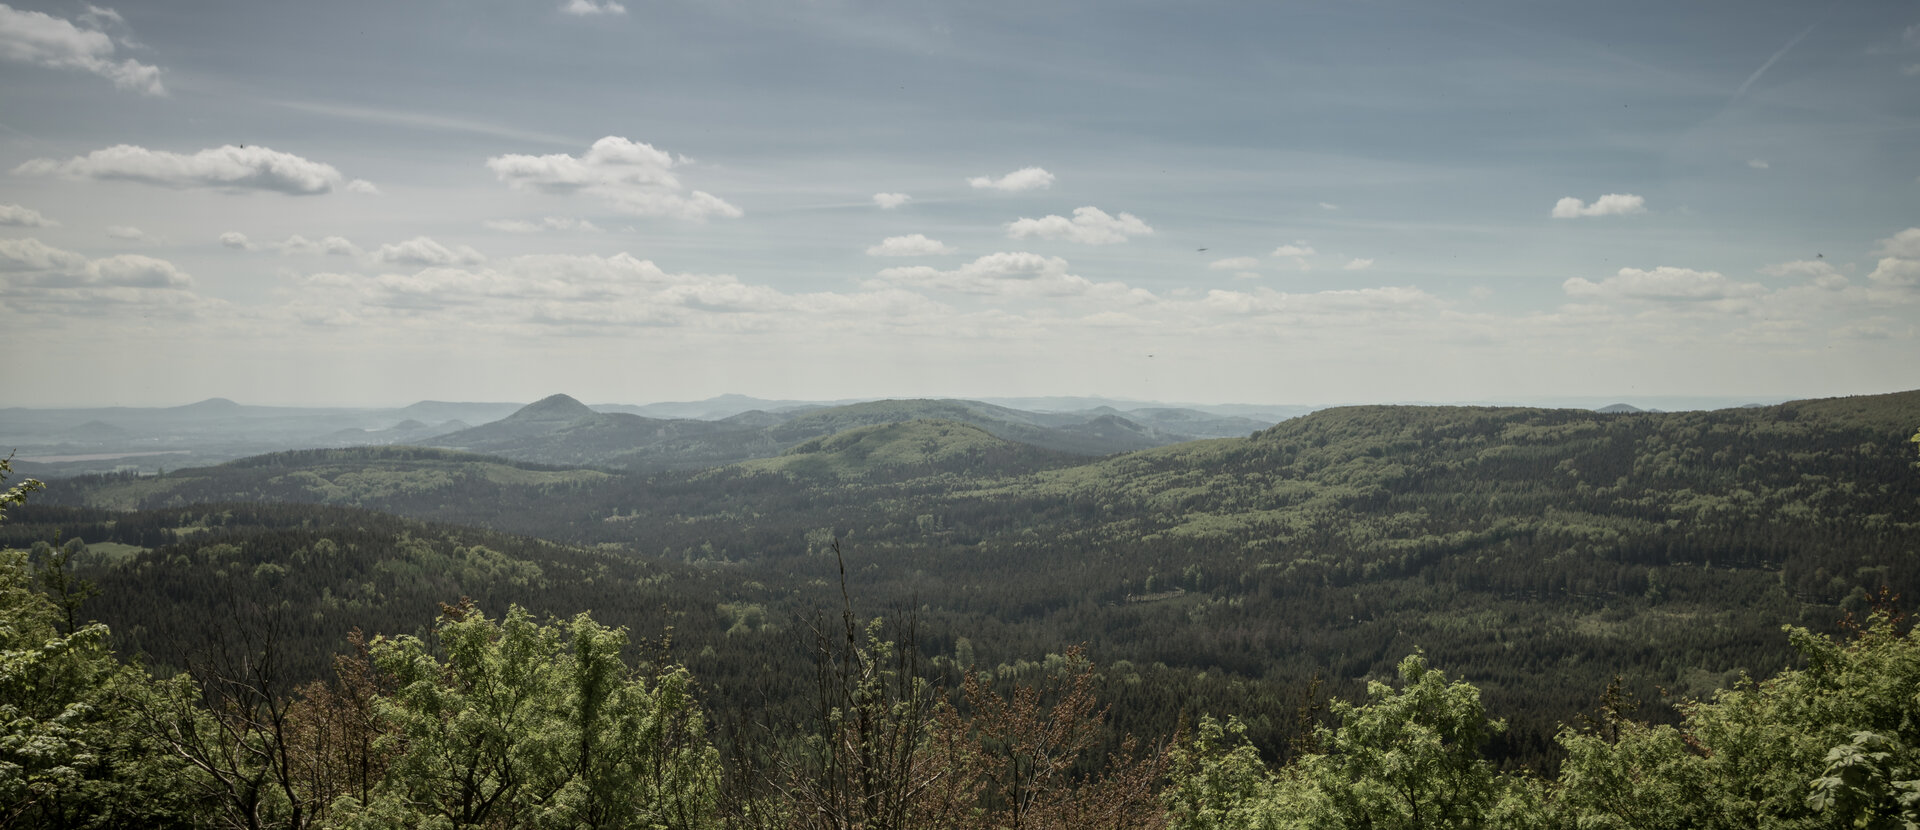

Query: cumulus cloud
<box><xmin>273</xmin><ymin>234</ymin><xmax>363</xmax><ymax>256</ymax></box>
<box><xmin>14</xmin><ymin>144</ymin><xmax>375</xmax><ymax>196</ymax></box>
<box><xmin>1343</xmin><ymin>258</ymin><xmax>1375</xmax><ymax>271</ymax></box>
<box><xmin>1874</xmin><ymin>227</ymin><xmax>1920</xmax><ymax>259</ymax></box>
<box><xmin>874</xmin><ymin>251</ymin><xmax>1153</xmax><ymax>303</ymax></box>
<box><xmin>967</xmin><ymin>167</ymin><xmax>1054</xmax><ymax>192</ymax></box>
<box><xmin>373</xmin><ymin>236</ymin><xmax>485</xmax><ymax>267</ymax></box>
<box><xmin>866</xmin><ymin>234</ymin><xmax>956</xmax><ymax>257</ymax></box>
<box><xmin>484</xmin><ymin>216</ymin><xmax>603</xmax><ymax>234</ymax></box>
<box><xmin>273</xmin><ymin>235</ymin><xmax>322</xmax><ymax>254</ymax></box>
<box><xmin>485</xmin><ymin>136</ymin><xmax>741</xmax><ymax>221</ymax></box>
<box><xmin>872</xmin><ymin>192</ymin><xmax>911</xmax><ymax>209</ymax></box>
<box><xmin>1319</xmin><ymin>202</ymin><xmax>1340</xmax><ymax>210</ymax></box>
<box><xmin>1272</xmin><ymin>242</ymin><xmax>1315</xmax><ymax>257</ymax></box>
<box><xmin>86</xmin><ymin>254</ymin><xmax>192</xmax><ymax>287</ymax></box>
<box><xmin>0</xmin><ymin>203</ymin><xmax>56</xmax><ymax>227</ymax></box>
<box><xmin>0</xmin><ymin>237</ymin><xmax>90</xmax><ymax>272</ymax></box>
<box><xmin>1208</xmin><ymin>257</ymin><xmax>1260</xmax><ymax>271</ymax></box>
<box><xmin>1747</xmin><ymin>159</ymin><xmax>1770</xmax><ymax>169</ymax></box>
<box><xmin>1006</xmin><ymin>206</ymin><xmax>1152</xmax><ymax>245</ymax></box>
<box><xmin>1868</xmin><ymin>257</ymin><xmax>1920</xmax><ymax>288</ymax></box>
<box><xmin>1761</xmin><ymin>259</ymin><xmax>1850</xmax><ymax>290</ymax></box>
<box><xmin>1563</xmin><ymin>266</ymin><xmax>1765</xmax><ymax>301</ymax></box>
<box><xmin>219</xmin><ymin>231</ymin><xmax>252</xmax><ymax>250</ymax></box>
<box><xmin>0</xmin><ymin>238</ymin><xmax>206</xmax><ymax>317</ymax></box>
<box><xmin>0</xmin><ymin>4</ymin><xmax>163</xmax><ymax>94</ymax></box>
<box><xmin>1551</xmin><ymin>193</ymin><xmax>1647</xmax><ymax>218</ymax></box>
<box><xmin>561</xmin><ymin>0</ymin><xmax>626</xmax><ymax>14</ymax></box>
<box><xmin>104</xmin><ymin>225</ymin><xmax>149</xmax><ymax>242</ymax></box>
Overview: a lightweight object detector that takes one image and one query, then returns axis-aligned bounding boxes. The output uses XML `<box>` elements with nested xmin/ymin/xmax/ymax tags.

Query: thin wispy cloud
<box><xmin>15</xmin><ymin>144</ymin><xmax>376</xmax><ymax>196</ymax></box>
<box><xmin>272</xmin><ymin>100</ymin><xmax>580</xmax><ymax>148</ymax></box>
<box><xmin>1731</xmin><ymin>19</ymin><xmax>1821</xmax><ymax>103</ymax></box>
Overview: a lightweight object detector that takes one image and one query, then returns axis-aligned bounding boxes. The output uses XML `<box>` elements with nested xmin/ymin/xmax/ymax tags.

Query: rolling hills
<box><xmin>19</xmin><ymin>388</ymin><xmax>1920</xmax><ymax>766</ymax></box>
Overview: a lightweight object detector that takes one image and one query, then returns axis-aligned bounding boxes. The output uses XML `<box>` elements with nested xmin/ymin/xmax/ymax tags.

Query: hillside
<box><xmin>27</xmin><ymin>389</ymin><xmax>1920</xmax><ymax>765</ymax></box>
<box><xmin>425</xmin><ymin>393</ymin><xmax>773</xmax><ymax>469</ymax></box>
<box><xmin>421</xmin><ymin>394</ymin><xmax>1224</xmax><ymax>471</ymax></box>
<box><xmin>736</xmin><ymin>419</ymin><xmax>1071</xmax><ymax>480</ymax></box>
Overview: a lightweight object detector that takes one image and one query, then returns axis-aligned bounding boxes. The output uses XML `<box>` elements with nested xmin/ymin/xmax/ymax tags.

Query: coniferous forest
<box><xmin>4</xmin><ymin>389</ymin><xmax>1919</xmax><ymax>828</ymax></box>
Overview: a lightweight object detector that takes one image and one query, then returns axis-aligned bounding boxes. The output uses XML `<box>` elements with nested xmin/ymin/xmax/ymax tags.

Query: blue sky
<box><xmin>2</xmin><ymin>0</ymin><xmax>1916</xmax><ymax>406</ymax></box>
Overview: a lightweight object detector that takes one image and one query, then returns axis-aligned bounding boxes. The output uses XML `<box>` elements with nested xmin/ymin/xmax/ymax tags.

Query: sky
<box><xmin>1</xmin><ymin>0</ymin><xmax>1917</xmax><ymax>408</ymax></box>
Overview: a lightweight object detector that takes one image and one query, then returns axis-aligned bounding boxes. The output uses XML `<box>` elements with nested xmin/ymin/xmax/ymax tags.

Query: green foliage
<box><xmin>1807</xmin><ymin>731</ymin><xmax>1920</xmax><ymax>829</ymax></box>
<box><xmin>0</xmin><ymin>457</ymin><xmax>188</xmax><ymax>828</ymax></box>
<box><xmin>0</xmin><ymin>456</ymin><xmax>43</xmax><ymax>522</ymax></box>
<box><xmin>1307</xmin><ymin>653</ymin><xmax>1514</xmax><ymax>829</ymax></box>
<box><xmin>344</xmin><ymin>602</ymin><xmax>721</xmax><ymax>829</ymax></box>
<box><xmin>1165</xmin><ymin>655</ymin><xmax>1541</xmax><ymax>830</ymax></box>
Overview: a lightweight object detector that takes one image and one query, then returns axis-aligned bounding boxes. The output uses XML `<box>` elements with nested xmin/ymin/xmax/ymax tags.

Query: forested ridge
<box><xmin>4</xmin><ymin>389</ymin><xmax>1918</xmax><ymax>826</ymax></box>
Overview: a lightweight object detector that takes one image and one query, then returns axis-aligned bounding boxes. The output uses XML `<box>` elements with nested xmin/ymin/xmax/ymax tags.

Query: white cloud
<box><xmin>1762</xmin><ymin>259</ymin><xmax>1848</xmax><ymax>289</ymax></box>
<box><xmin>1318</xmin><ymin>202</ymin><xmax>1340</xmax><ymax>210</ymax></box>
<box><xmin>104</xmin><ymin>225</ymin><xmax>149</xmax><ymax>241</ymax></box>
<box><xmin>1874</xmin><ymin>227</ymin><xmax>1920</xmax><ymax>259</ymax></box>
<box><xmin>0</xmin><ymin>4</ymin><xmax>162</xmax><ymax>94</ymax></box>
<box><xmin>1208</xmin><ymin>256</ymin><xmax>1260</xmax><ymax>271</ymax></box>
<box><xmin>0</xmin><ymin>237</ymin><xmax>90</xmax><ymax>272</ymax></box>
<box><xmin>219</xmin><ymin>231</ymin><xmax>252</xmax><ymax>250</ymax></box>
<box><xmin>278</xmin><ymin>235</ymin><xmax>324</xmax><ymax>255</ymax></box>
<box><xmin>1868</xmin><ymin>257</ymin><xmax>1920</xmax><ymax>288</ymax></box>
<box><xmin>872</xmin><ymin>192</ymin><xmax>911</xmax><ymax>209</ymax></box>
<box><xmin>484</xmin><ymin>216</ymin><xmax>603</xmax><ymax>234</ymax></box>
<box><xmin>14</xmin><ymin>144</ymin><xmax>373</xmax><ymax>196</ymax></box>
<box><xmin>87</xmin><ymin>254</ymin><xmax>192</xmax><ymax>288</ymax></box>
<box><xmin>0</xmin><ymin>238</ymin><xmax>206</xmax><ymax>317</ymax></box>
<box><xmin>1006</xmin><ymin>206</ymin><xmax>1152</xmax><ymax>245</ymax></box>
<box><xmin>0</xmin><ymin>203</ymin><xmax>56</xmax><ymax>227</ymax></box>
<box><xmin>1747</xmin><ymin>158</ymin><xmax>1770</xmax><ymax>169</ymax></box>
<box><xmin>1272</xmin><ymin>242</ymin><xmax>1315</xmax><ymax>257</ymax></box>
<box><xmin>344</xmin><ymin>179</ymin><xmax>381</xmax><ymax>195</ymax></box>
<box><xmin>873</xmin><ymin>251</ymin><xmax>1153</xmax><ymax>303</ymax></box>
<box><xmin>1831</xmin><ymin>316</ymin><xmax>1909</xmax><ymax>340</ymax></box>
<box><xmin>967</xmin><ymin>167</ymin><xmax>1054</xmax><ymax>192</ymax></box>
<box><xmin>1195</xmin><ymin>285</ymin><xmax>1441</xmax><ymax>326</ymax></box>
<box><xmin>374</xmin><ymin>236</ymin><xmax>485</xmax><ymax>267</ymax></box>
<box><xmin>486</xmin><ymin>136</ymin><xmax>742</xmax><ymax>221</ymax></box>
<box><xmin>562</xmin><ymin>0</ymin><xmax>626</xmax><ymax>14</ymax></box>
<box><xmin>284</xmin><ymin>252</ymin><xmax>947</xmax><ymax>334</ymax></box>
<box><xmin>866</xmin><ymin>234</ymin><xmax>956</xmax><ymax>257</ymax></box>
<box><xmin>1551</xmin><ymin>193</ymin><xmax>1647</xmax><ymax>218</ymax></box>
<box><xmin>1343</xmin><ymin>258</ymin><xmax>1375</xmax><ymax>271</ymax></box>
<box><xmin>1563</xmin><ymin>266</ymin><xmax>1765</xmax><ymax>301</ymax></box>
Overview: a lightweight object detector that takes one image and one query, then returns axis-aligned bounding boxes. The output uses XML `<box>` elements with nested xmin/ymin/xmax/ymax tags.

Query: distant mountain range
<box><xmin>0</xmin><ymin>391</ymin><xmax>1798</xmax><ymax>477</ymax></box>
<box><xmin>422</xmin><ymin>393</ymin><xmax>1274</xmax><ymax>471</ymax></box>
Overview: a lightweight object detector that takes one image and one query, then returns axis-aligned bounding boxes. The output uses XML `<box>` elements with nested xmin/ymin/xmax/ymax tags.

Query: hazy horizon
<box><xmin>0</xmin><ymin>388</ymin><xmax>1826</xmax><ymax>413</ymax></box>
<box><xmin>4</xmin><ymin>1</ymin><xmax>1918</xmax><ymax>407</ymax></box>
